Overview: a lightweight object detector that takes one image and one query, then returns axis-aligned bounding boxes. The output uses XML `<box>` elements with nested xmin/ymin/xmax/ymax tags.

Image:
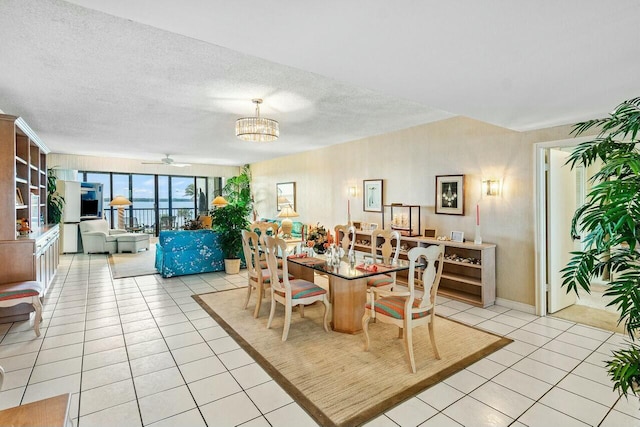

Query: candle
<box><xmin>476</xmin><ymin>204</ymin><xmax>480</xmax><ymax>226</ymax></box>
<box><xmin>347</xmin><ymin>199</ymin><xmax>350</xmax><ymax>216</ymax></box>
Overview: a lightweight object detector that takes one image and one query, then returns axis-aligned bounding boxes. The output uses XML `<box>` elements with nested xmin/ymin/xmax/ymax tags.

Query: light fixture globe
<box><xmin>236</xmin><ymin>99</ymin><xmax>279</xmax><ymax>142</ymax></box>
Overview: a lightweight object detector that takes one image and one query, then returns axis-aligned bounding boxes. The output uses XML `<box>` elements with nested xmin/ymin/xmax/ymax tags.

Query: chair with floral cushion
<box><xmin>366</xmin><ymin>229</ymin><xmax>401</xmax><ymax>292</ymax></box>
<box><xmin>241</xmin><ymin>230</ymin><xmax>292</xmax><ymax>318</ymax></box>
<box><xmin>362</xmin><ymin>244</ymin><xmax>444</xmax><ymax>373</ymax></box>
<box><xmin>262</xmin><ymin>235</ymin><xmax>330</xmax><ymax>341</ymax></box>
<box><xmin>334</xmin><ymin>224</ymin><xmax>356</xmax><ymax>256</ymax></box>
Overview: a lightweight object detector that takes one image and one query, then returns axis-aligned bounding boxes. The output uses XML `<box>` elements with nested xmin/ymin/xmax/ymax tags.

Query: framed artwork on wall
<box><xmin>363</xmin><ymin>179</ymin><xmax>383</xmax><ymax>212</ymax></box>
<box><xmin>276</xmin><ymin>182</ymin><xmax>296</xmax><ymax>211</ymax></box>
<box><xmin>435</xmin><ymin>175</ymin><xmax>464</xmax><ymax>215</ymax></box>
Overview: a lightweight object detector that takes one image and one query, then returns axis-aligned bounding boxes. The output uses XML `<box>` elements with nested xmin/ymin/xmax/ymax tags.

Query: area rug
<box><xmin>108</xmin><ymin>243</ymin><xmax>158</xmax><ymax>279</ymax></box>
<box><xmin>552</xmin><ymin>304</ymin><xmax>625</xmax><ymax>334</ymax></box>
<box><xmin>194</xmin><ymin>289</ymin><xmax>512</xmax><ymax>427</ymax></box>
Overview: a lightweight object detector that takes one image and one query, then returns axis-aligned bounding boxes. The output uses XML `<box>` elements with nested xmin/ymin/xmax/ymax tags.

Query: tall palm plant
<box><xmin>562</xmin><ymin>96</ymin><xmax>640</xmax><ymax>397</ymax></box>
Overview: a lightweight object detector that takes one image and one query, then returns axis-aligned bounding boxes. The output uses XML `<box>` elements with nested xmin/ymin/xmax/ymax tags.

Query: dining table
<box><xmin>287</xmin><ymin>252</ymin><xmax>413</xmax><ymax>334</ymax></box>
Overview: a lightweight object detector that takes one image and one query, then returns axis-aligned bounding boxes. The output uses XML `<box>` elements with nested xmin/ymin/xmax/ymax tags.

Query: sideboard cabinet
<box><xmin>0</xmin><ymin>114</ymin><xmax>58</xmax><ymax>322</ymax></box>
<box><xmin>352</xmin><ymin>229</ymin><xmax>496</xmax><ymax>307</ymax></box>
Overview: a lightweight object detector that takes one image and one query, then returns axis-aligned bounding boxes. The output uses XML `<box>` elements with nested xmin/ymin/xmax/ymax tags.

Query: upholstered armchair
<box><xmin>79</xmin><ymin>218</ymin><xmax>127</xmax><ymax>254</ymax></box>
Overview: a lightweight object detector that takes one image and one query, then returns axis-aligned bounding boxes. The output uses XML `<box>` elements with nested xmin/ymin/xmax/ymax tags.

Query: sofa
<box><xmin>79</xmin><ymin>218</ymin><xmax>128</xmax><ymax>254</ymax></box>
<box><xmin>259</xmin><ymin>218</ymin><xmax>306</xmax><ymax>240</ymax></box>
<box><xmin>155</xmin><ymin>229</ymin><xmax>225</xmax><ymax>277</ymax></box>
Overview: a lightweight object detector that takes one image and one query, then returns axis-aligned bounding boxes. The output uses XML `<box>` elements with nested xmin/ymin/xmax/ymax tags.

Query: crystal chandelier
<box><xmin>235</xmin><ymin>99</ymin><xmax>279</xmax><ymax>142</ymax></box>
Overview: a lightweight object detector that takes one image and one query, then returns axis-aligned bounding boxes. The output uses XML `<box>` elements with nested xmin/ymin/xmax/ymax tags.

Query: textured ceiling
<box><xmin>1</xmin><ymin>0</ymin><xmax>638</xmax><ymax>166</ymax></box>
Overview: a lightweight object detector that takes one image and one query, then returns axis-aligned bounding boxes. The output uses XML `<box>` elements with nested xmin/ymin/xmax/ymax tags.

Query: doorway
<box><xmin>534</xmin><ymin>139</ymin><xmax>621</xmax><ymax>332</ymax></box>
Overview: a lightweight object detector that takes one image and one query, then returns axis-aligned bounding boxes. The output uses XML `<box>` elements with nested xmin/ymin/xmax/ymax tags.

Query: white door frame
<box><xmin>533</xmin><ymin>136</ymin><xmax>591</xmax><ymax>316</ymax></box>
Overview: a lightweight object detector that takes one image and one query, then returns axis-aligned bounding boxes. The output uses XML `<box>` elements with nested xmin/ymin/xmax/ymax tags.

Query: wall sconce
<box><xmin>482</xmin><ymin>179</ymin><xmax>500</xmax><ymax>196</ymax></box>
<box><xmin>349</xmin><ymin>186</ymin><xmax>357</xmax><ymax>197</ymax></box>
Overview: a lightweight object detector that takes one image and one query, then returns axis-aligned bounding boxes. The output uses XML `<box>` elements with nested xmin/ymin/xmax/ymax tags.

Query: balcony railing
<box><xmin>109</xmin><ymin>207</ymin><xmax>199</xmax><ymax>234</ymax></box>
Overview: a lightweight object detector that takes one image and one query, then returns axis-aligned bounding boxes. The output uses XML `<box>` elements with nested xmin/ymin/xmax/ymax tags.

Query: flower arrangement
<box><xmin>307</xmin><ymin>222</ymin><xmax>331</xmax><ymax>254</ymax></box>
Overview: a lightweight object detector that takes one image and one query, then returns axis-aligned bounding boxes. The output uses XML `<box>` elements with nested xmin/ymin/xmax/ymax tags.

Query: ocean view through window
<box><xmin>80</xmin><ymin>171</ymin><xmax>222</xmax><ymax>235</ymax></box>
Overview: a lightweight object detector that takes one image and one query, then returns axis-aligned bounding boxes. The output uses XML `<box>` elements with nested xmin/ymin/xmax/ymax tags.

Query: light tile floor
<box><xmin>1</xmin><ymin>253</ymin><xmax>639</xmax><ymax>426</ymax></box>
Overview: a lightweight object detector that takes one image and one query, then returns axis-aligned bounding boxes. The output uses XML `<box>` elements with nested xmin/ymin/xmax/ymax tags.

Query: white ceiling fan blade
<box><xmin>141</xmin><ymin>154</ymin><xmax>190</xmax><ymax>167</ymax></box>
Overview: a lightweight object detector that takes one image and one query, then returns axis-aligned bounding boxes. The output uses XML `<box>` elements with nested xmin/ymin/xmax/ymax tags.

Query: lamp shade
<box><xmin>277</xmin><ymin>206</ymin><xmax>299</xmax><ymax>218</ymax></box>
<box><xmin>211</xmin><ymin>196</ymin><xmax>228</xmax><ymax>207</ymax></box>
<box><xmin>109</xmin><ymin>195</ymin><xmax>131</xmax><ymax>206</ymax></box>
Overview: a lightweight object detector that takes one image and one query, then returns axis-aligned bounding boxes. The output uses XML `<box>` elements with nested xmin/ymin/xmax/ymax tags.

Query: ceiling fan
<box><xmin>141</xmin><ymin>154</ymin><xmax>191</xmax><ymax>167</ymax></box>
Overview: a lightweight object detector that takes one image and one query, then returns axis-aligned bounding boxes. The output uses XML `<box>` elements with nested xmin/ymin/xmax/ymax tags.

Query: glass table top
<box><xmin>287</xmin><ymin>252</ymin><xmax>412</xmax><ymax>280</ymax></box>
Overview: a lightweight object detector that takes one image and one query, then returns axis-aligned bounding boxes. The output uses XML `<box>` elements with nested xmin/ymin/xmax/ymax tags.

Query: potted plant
<box><xmin>211</xmin><ymin>165</ymin><xmax>253</xmax><ymax>274</ymax></box>
<box><xmin>562</xmin><ymin>96</ymin><xmax>640</xmax><ymax>397</ymax></box>
<box><xmin>46</xmin><ymin>169</ymin><xmax>65</xmax><ymax>224</ymax></box>
<box><xmin>212</xmin><ymin>204</ymin><xmax>249</xmax><ymax>274</ymax></box>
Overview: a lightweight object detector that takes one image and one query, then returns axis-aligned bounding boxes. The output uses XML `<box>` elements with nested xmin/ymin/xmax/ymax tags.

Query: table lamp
<box><xmin>110</xmin><ymin>195</ymin><xmax>131</xmax><ymax>230</ymax></box>
<box><xmin>278</xmin><ymin>205</ymin><xmax>299</xmax><ymax>238</ymax></box>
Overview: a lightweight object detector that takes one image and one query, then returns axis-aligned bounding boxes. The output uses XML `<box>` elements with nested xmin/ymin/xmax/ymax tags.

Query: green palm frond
<box><xmin>565</xmin><ymin>96</ymin><xmax>640</xmax><ymax>397</ymax></box>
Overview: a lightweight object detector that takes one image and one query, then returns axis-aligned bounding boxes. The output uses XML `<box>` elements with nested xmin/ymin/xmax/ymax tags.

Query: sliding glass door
<box><xmin>80</xmin><ymin>171</ymin><xmax>218</xmax><ymax>235</ymax></box>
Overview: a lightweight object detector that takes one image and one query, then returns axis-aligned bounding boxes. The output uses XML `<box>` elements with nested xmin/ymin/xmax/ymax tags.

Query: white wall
<box><xmin>251</xmin><ymin>116</ymin><xmax>576</xmax><ymax>306</ymax></box>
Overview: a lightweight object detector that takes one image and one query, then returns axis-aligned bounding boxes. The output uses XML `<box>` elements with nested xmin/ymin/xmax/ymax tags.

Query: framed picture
<box><xmin>450</xmin><ymin>231</ymin><xmax>465</xmax><ymax>242</ymax></box>
<box><xmin>16</xmin><ymin>188</ymin><xmax>24</xmax><ymax>206</ymax></box>
<box><xmin>435</xmin><ymin>175</ymin><xmax>464</xmax><ymax>215</ymax></box>
<box><xmin>276</xmin><ymin>182</ymin><xmax>296</xmax><ymax>211</ymax></box>
<box><xmin>363</xmin><ymin>179</ymin><xmax>383</xmax><ymax>212</ymax></box>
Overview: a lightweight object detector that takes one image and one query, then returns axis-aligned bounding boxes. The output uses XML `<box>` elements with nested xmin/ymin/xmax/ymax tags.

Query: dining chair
<box><xmin>366</xmin><ymin>229</ymin><xmax>401</xmax><ymax>291</ymax></box>
<box><xmin>248</xmin><ymin>221</ymin><xmax>281</xmax><ymax>268</ymax></box>
<box><xmin>262</xmin><ymin>235</ymin><xmax>330</xmax><ymax>341</ymax></box>
<box><xmin>362</xmin><ymin>244</ymin><xmax>444</xmax><ymax>373</ymax></box>
<box><xmin>241</xmin><ymin>230</ymin><xmax>292</xmax><ymax>318</ymax></box>
<box><xmin>334</xmin><ymin>224</ymin><xmax>356</xmax><ymax>255</ymax></box>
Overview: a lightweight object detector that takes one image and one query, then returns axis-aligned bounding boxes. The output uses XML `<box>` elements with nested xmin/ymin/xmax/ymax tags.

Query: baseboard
<box><xmin>495</xmin><ymin>298</ymin><xmax>536</xmax><ymax>314</ymax></box>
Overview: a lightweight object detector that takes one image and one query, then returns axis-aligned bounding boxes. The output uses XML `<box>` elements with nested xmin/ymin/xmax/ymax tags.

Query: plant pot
<box><xmin>224</xmin><ymin>258</ymin><xmax>241</xmax><ymax>275</ymax></box>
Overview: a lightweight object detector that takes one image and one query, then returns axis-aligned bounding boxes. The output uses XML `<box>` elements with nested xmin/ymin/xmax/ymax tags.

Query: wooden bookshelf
<box><xmin>353</xmin><ymin>229</ymin><xmax>496</xmax><ymax>307</ymax></box>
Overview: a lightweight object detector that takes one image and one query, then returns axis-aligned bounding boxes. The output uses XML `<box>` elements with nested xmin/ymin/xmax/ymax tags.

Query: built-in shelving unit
<box><xmin>353</xmin><ymin>229</ymin><xmax>496</xmax><ymax>307</ymax></box>
<box><xmin>0</xmin><ymin>114</ymin><xmax>59</xmax><ymax>322</ymax></box>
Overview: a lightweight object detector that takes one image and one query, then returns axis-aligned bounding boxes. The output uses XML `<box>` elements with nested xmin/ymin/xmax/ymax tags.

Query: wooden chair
<box><xmin>262</xmin><ymin>235</ymin><xmax>330</xmax><ymax>341</ymax></box>
<box><xmin>249</xmin><ymin>221</ymin><xmax>279</xmax><ymax>237</ymax></box>
<box><xmin>0</xmin><ymin>281</ymin><xmax>43</xmax><ymax>337</ymax></box>
<box><xmin>366</xmin><ymin>229</ymin><xmax>401</xmax><ymax>291</ymax></box>
<box><xmin>248</xmin><ymin>221</ymin><xmax>281</xmax><ymax>268</ymax></box>
<box><xmin>334</xmin><ymin>224</ymin><xmax>356</xmax><ymax>255</ymax></box>
<box><xmin>362</xmin><ymin>245</ymin><xmax>444</xmax><ymax>373</ymax></box>
<box><xmin>241</xmin><ymin>230</ymin><xmax>292</xmax><ymax>318</ymax></box>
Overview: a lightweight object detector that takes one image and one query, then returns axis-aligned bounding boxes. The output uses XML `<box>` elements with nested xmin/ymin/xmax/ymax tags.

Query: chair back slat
<box><xmin>371</xmin><ymin>229</ymin><xmax>401</xmax><ymax>265</ymax></box>
<box><xmin>241</xmin><ymin>230</ymin><xmax>261</xmax><ymax>278</ymax></box>
<box><xmin>407</xmin><ymin>245</ymin><xmax>444</xmax><ymax>309</ymax></box>
<box><xmin>334</xmin><ymin>224</ymin><xmax>356</xmax><ymax>253</ymax></box>
<box><xmin>262</xmin><ymin>235</ymin><xmax>290</xmax><ymax>296</ymax></box>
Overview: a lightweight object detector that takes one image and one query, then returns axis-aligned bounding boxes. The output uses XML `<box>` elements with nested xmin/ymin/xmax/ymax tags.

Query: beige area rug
<box><xmin>194</xmin><ymin>289</ymin><xmax>512</xmax><ymax>427</ymax></box>
<box><xmin>108</xmin><ymin>240</ymin><xmax>158</xmax><ymax>279</ymax></box>
<box><xmin>552</xmin><ymin>304</ymin><xmax>626</xmax><ymax>334</ymax></box>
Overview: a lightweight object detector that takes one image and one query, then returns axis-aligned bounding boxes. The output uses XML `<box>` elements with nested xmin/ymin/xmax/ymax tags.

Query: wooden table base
<box><xmin>330</xmin><ymin>276</ymin><xmax>367</xmax><ymax>334</ymax></box>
